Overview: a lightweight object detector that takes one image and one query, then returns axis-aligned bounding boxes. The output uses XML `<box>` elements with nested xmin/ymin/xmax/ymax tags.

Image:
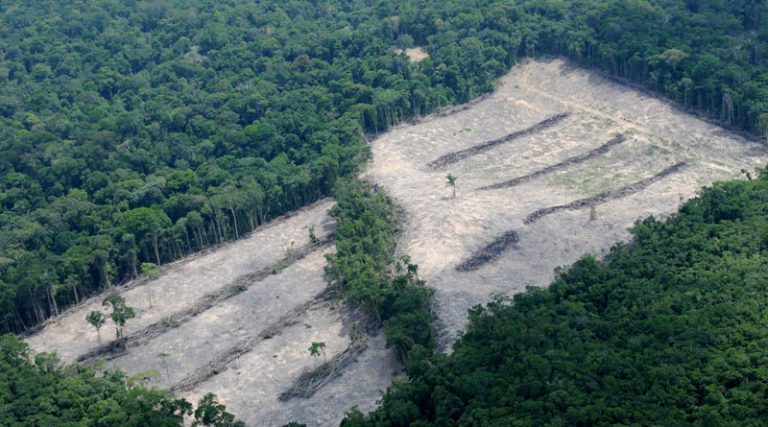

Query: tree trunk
<box><xmin>196</xmin><ymin>223</ymin><xmax>205</xmax><ymax>247</ymax></box>
<box><xmin>72</xmin><ymin>283</ymin><xmax>80</xmax><ymax>304</ymax></box>
<box><xmin>183</xmin><ymin>226</ymin><xmax>192</xmax><ymax>252</ymax></box>
<box><xmin>153</xmin><ymin>234</ymin><xmax>161</xmax><ymax>265</ymax></box>
<box><xmin>47</xmin><ymin>287</ymin><xmax>59</xmax><ymax>317</ymax></box>
<box><xmin>229</xmin><ymin>207</ymin><xmax>239</xmax><ymax>240</ymax></box>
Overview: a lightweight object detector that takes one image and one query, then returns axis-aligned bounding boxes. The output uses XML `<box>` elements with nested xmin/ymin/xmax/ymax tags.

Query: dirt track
<box><xmin>366</xmin><ymin>58</ymin><xmax>767</xmax><ymax>348</ymax></box>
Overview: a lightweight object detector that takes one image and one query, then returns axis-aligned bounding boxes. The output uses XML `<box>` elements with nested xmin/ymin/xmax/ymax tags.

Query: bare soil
<box><xmin>395</xmin><ymin>47</ymin><xmax>429</xmax><ymax>63</ymax></box>
<box><xmin>365</xmin><ymin>58</ymin><xmax>768</xmax><ymax>348</ymax></box>
<box><xmin>26</xmin><ymin>199</ymin><xmax>337</xmax><ymax>363</ymax></box>
<box><xmin>479</xmin><ymin>134</ymin><xmax>627</xmax><ymax>190</ymax></box>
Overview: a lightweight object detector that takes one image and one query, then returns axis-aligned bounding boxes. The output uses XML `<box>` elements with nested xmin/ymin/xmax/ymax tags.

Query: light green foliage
<box><xmin>85</xmin><ymin>310</ymin><xmax>106</xmax><ymax>344</ymax></box>
<box><xmin>140</xmin><ymin>262</ymin><xmax>159</xmax><ymax>279</ymax></box>
<box><xmin>102</xmin><ymin>293</ymin><xmax>135</xmax><ymax>345</ymax></box>
<box><xmin>308</xmin><ymin>341</ymin><xmax>326</xmax><ymax>367</ymax></box>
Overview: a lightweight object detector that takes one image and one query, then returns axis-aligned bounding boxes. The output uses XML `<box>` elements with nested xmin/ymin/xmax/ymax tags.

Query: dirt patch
<box><xmin>524</xmin><ymin>162</ymin><xmax>688</xmax><ymax>224</ymax></box>
<box><xmin>428</xmin><ymin>113</ymin><xmax>570</xmax><ymax>168</ymax></box>
<box><xmin>480</xmin><ymin>134</ymin><xmax>627</xmax><ymax>190</ymax></box>
<box><xmin>395</xmin><ymin>47</ymin><xmax>429</xmax><ymax>63</ymax></box>
<box><xmin>182</xmin><ymin>306</ymin><xmax>396</xmax><ymax>427</ymax></box>
<box><xmin>367</xmin><ymin>58</ymin><xmax>767</xmax><ymax>350</ymax></box>
<box><xmin>172</xmin><ymin>293</ymin><xmax>330</xmax><ymax>393</ymax></box>
<box><xmin>456</xmin><ymin>230</ymin><xmax>519</xmax><ymax>272</ymax></box>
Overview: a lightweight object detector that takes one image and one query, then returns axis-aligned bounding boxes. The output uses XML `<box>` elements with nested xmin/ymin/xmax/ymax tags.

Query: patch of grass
<box><xmin>271</xmin><ymin>260</ymin><xmax>289</xmax><ymax>275</ymax></box>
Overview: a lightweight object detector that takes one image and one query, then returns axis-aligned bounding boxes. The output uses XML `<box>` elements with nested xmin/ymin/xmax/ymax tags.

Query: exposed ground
<box><xmin>24</xmin><ymin>58</ymin><xmax>768</xmax><ymax>426</ymax></box>
<box><xmin>24</xmin><ymin>199</ymin><xmax>394</xmax><ymax>426</ymax></box>
<box><xmin>366</xmin><ymin>58</ymin><xmax>768</xmax><ymax>348</ymax></box>
<box><xmin>394</xmin><ymin>46</ymin><xmax>429</xmax><ymax>63</ymax></box>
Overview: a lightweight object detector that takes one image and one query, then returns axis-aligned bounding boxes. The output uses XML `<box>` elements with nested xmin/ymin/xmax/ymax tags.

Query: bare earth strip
<box><xmin>479</xmin><ymin>134</ymin><xmax>627</xmax><ymax>190</ymax></box>
<box><xmin>78</xmin><ymin>238</ymin><xmax>335</xmax><ymax>363</ymax></box>
<box><xmin>183</xmin><ymin>308</ymin><xmax>396</xmax><ymax>427</ymax></box>
<box><xmin>26</xmin><ymin>199</ymin><xmax>336</xmax><ymax>363</ymax></box>
<box><xmin>427</xmin><ymin>112</ymin><xmax>570</xmax><ymax>168</ymax></box>
<box><xmin>366</xmin><ymin>58</ymin><xmax>768</xmax><ymax>348</ymax></box>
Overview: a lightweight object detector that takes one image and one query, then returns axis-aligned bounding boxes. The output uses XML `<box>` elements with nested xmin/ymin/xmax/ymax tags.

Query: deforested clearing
<box><xmin>365</xmin><ymin>58</ymin><xmax>768</xmax><ymax>348</ymax></box>
<box><xmin>21</xmin><ymin>58</ymin><xmax>768</xmax><ymax>426</ymax></box>
<box><xmin>24</xmin><ymin>198</ymin><xmax>394</xmax><ymax>426</ymax></box>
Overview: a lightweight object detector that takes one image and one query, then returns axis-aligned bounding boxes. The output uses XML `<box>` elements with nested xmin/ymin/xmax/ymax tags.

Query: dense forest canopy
<box><xmin>0</xmin><ymin>334</ymin><xmax>242</xmax><ymax>426</ymax></box>
<box><xmin>1</xmin><ymin>0</ymin><xmax>767</xmax><ymax>346</ymax></box>
<box><xmin>345</xmin><ymin>169</ymin><xmax>768</xmax><ymax>426</ymax></box>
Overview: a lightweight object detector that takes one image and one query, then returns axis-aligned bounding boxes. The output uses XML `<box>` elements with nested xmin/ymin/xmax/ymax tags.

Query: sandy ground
<box><xmin>109</xmin><ymin>248</ymin><xmax>334</xmax><ymax>389</ymax></box>
<box><xmin>365</xmin><ymin>58</ymin><xmax>768</xmax><ymax>347</ymax></box>
<box><xmin>184</xmin><ymin>309</ymin><xmax>395</xmax><ymax>427</ymax></box>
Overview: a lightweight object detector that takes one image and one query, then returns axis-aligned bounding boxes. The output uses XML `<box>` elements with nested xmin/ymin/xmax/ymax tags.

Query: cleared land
<box><xmin>366</xmin><ymin>58</ymin><xmax>768</xmax><ymax>348</ymax></box>
<box><xmin>27</xmin><ymin>199</ymin><xmax>337</xmax><ymax>362</ymax></box>
<box><xmin>24</xmin><ymin>198</ymin><xmax>395</xmax><ymax>426</ymax></box>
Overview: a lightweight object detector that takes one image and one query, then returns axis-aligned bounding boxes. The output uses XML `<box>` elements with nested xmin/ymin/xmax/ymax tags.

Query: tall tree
<box><xmin>102</xmin><ymin>294</ymin><xmax>135</xmax><ymax>347</ymax></box>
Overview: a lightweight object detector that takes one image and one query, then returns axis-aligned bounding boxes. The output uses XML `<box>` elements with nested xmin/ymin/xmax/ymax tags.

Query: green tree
<box><xmin>309</xmin><ymin>341</ymin><xmax>326</xmax><ymax>368</ymax></box>
<box><xmin>102</xmin><ymin>294</ymin><xmax>135</xmax><ymax>347</ymax></box>
<box><xmin>193</xmin><ymin>393</ymin><xmax>245</xmax><ymax>427</ymax></box>
<box><xmin>86</xmin><ymin>311</ymin><xmax>106</xmax><ymax>344</ymax></box>
<box><xmin>140</xmin><ymin>262</ymin><xmax>159</xmax><ymax>308</ymax></box>
<box><xmin>446</xmin><ymin>173</ymin><xmax>458</xmax><ymax>198</ymax></box>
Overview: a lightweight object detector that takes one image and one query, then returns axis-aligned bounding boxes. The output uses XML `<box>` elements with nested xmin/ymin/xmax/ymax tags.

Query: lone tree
<box><xmin>309</xmin><ymin>341</ymin><xmax>327</xmax><ymax>368</ymax></box>
<box><xmin>86</xmin><ymin>311</ymin><xmax>106</xmax><ymax>344</ymax></box>
<box><xmin>140</xmin><ymin>262</ymin><xmax>158</xmax><ymax>308</ymax></box>
<box><xmin>308</xmin><ymin>225</ymin><xmax>318</xmax><ymax>244</ymax></box>
<box><xmin>446</xmin><ymin>173</ymin><xmax>458</xmax><ymax>198</ymax></box>
<box><xmin>102</xmin><ymin>293</ymin><xmax>135</xmax><ymax>347</ymax></box>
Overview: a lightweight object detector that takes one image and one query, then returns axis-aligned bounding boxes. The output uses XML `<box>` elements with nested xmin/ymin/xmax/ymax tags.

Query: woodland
<box><xmin>1</xmin><ymin>0</ymin><xmax>767</xmax><ymax>425</ymax></box>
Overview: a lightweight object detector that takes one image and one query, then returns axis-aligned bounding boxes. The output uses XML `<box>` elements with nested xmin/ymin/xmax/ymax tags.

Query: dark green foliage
<box><xmin>0</xmin><ymin>335</ymin><xmax>243</xmax><ymax>425</ymax></box>
<box><xmin>326</xmin><ymin>179</ymin><xmax>435</xmax><ymax>365</ymax></box>
<box><xmin>354</xmin><ymin>169</ymin><xmax>768</xmax><ymax>425</ymax></box>
<box><xmin>0</xmin><ymin>334</ymin><xmax>192</xmax><ymax>425</ymax></box>
<box><xmin>193</xmin><ymin>393</ymin><xmax>245</xmax><ymax>427</ymax></box>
